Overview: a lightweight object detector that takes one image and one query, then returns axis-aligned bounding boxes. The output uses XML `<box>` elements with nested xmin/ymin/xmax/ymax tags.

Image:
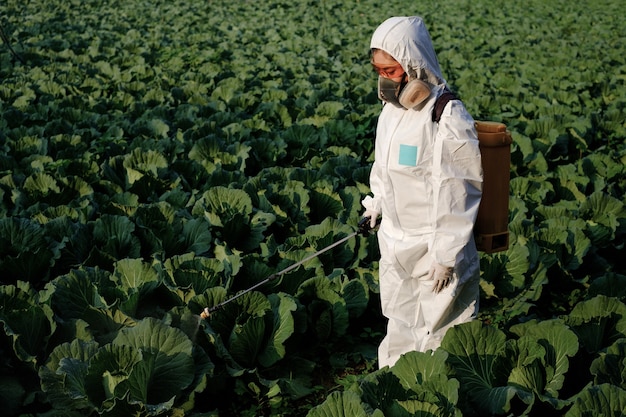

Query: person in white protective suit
<box><xmin>360</xmin><ymin>16</ymin><xmax>483</xmax><ymax>368</ymax></box>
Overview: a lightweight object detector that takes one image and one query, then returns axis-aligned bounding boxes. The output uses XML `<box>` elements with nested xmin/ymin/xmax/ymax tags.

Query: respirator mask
<box><xmin>378</xmin><ymin>76</ymin><xmax>432</xmax><ymax>109</ymax></box>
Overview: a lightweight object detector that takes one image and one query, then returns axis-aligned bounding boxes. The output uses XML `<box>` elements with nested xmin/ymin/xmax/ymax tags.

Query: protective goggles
<box><xmin>371</xmin><ymin>60</ymin><xmax>405</xmax><ymax>78</ymax></box>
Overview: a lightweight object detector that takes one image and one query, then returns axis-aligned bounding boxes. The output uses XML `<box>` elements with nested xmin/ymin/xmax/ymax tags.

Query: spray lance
<box><xmin>200</xmin><ymin>216</ymin><xmax>380</xmax><ymax>319</ymax></box>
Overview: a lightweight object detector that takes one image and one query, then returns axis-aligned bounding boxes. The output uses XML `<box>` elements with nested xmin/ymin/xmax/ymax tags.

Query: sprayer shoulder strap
<box><xmin>431</xmin><ymin>89</ymin><xmax>460</xmax><ymax>123</ymax></box>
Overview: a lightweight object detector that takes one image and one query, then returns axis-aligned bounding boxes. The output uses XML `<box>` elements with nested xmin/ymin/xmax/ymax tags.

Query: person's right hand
<box><xmin>358</xmin><ymin>210</ymin><xmax>380</xmax><ymax>235</ymax></box>
<box><xmin>362</xmin><ymin>210</ymin><xmax>380</xmax><ymax>228</ymax></box>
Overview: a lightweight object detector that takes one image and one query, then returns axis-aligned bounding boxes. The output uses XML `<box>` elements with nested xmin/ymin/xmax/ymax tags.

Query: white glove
<box><xmin>362</xmin><ymin>209</ymin><xmax>380</xmax><ymax>229</ymax></box>
<box><xmin>428</xmin><ymin>262</ymin><xmax>454</xmax><ymax>293</ymax></box>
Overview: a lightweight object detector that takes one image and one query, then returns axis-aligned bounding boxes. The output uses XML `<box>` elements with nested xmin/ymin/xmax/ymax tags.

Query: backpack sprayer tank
<box><xmin>474</xmin><ymin>121</ymin><xmax>513</xmax><ymax>253</ymax></box>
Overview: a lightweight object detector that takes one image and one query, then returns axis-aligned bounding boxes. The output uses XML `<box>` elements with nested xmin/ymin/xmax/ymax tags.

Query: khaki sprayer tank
<box><xmin>474</xmin><ymin>121</ymin><xmax>513</xmax><ymax>253</ymax></box>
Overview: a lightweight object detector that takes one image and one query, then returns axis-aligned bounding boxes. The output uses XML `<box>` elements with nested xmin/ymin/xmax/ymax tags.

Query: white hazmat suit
<box><xmin>362</xmin><ymin>16</ymin><xmax>483</xmax><ymax>368</ymax></box>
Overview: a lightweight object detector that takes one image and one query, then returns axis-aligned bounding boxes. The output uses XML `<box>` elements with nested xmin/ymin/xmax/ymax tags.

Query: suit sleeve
<box><xmin>429</xmin><ymin>100</ymin><xmax>483</xmax><ymax>266</ymax></box>
<box><xmin>362</xmin><ymin>159</ymin><xmax>383</xmax><ymax>213</ymax></box>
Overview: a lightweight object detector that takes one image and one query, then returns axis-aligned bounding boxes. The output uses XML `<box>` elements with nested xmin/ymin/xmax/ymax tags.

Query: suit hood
<box><xmin>370</xmin><ymin>16</ymin><xmax>445</xmax><ymax>86</ymax></box>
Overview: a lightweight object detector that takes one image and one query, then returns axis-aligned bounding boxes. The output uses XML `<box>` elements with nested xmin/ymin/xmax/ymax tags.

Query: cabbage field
<box><xmin>1</xmin><ymin>0</ymin><xmax>625</xmax><ymax>416</ymax></box>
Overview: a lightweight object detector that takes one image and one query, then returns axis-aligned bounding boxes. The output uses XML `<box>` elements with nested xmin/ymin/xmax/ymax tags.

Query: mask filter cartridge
<box><xmin>378</xmin><ymin>76</ymin><xmax>431</xmax><ymax>109</ymax></box>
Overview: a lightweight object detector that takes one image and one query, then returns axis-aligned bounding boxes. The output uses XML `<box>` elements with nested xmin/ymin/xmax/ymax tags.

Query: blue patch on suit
<box><xmin>398</xmin><ymin>144</ymin><xmax>418</xmax><ymax>166</ymax></box>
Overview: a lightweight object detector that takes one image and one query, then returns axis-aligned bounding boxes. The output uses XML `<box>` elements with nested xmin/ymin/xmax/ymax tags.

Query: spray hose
<box><xmin>200</xmin><ymin>216</ymin><xmax>379</xmax><ymax>319</ymax></box>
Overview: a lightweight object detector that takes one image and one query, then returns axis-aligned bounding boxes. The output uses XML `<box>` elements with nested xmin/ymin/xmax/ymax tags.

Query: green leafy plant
<box><xmin>0</xmin><ymin>0</ymin><xmax>625</xmax><ymax>416</ymax></box>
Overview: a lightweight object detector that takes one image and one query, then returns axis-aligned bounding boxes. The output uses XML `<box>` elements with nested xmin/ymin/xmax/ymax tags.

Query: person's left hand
<box><xmin>428</xmin><ymin>262</ymin><xmax>454</xmax><ymax>293</ymax></box>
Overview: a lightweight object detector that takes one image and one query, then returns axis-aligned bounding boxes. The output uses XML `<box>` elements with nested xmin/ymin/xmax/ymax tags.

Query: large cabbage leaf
<box><xmin>132</xmin><ymin>202</ymin><xmax>212</xmax><ymax>257</ymax></box>
<box><xmin>49</xmin><ymin>267</ymin><xmax>135</xmax><ymax>342</ymax></box>
<box><xmin>131</xmin><ymin>206</ymin><xmax>167</xmax><ymax>256</ymax></box>
<box><xmin>227</xmin><ymin>315</ymin><xmax>266</xmax><ymax>368</ymax></box>
<box><xmin>565</xmin><ymin>295</ymin><xmax>626</xmax><ymax>353</ymax></box>
<box><xmin>111</xmin><ymin>258</ymin><xmax>160</xmax><ymax>293</ymax></box>
<box><xmin>40</xmin><ymin>318</ymin><xmax>198</xmax><ymax>414</ymax></box>
<box><xmin>356</xmin><ymin>370</ymin><xmax>452</xmax><ymax>417</ymax></box>
<box><xmin>112</xmin><ymin>318</ymin><xmax>195</xmax><ymax>405</ymax></box>
<box><xmin>101</xmin><ymin>156</ymin><xmax>131</xmax><ymax>191</ymax></box>
<box><xmin>203</xmin><ymin>291</ymin><xmax>272</xmax><ymax>369</ymax></box>
<box><xmin>179</xmin><ymin>217</ymin><xmax>213</xmax><ymax>256</ymax></box>
<box><xmin>42</xmin><ymin>217</ymin><xmax>94</xmax><ymax>273</ymax></box>
<box><xmin>503</xmin><ymin>336</ymin><xmax>547</xmax><ymax>401</ymax></box>
<box><xmin>480</xmin><ymin>242</ymin><xmax>530</xmax><ymax>298</ymax></box>
<box><xmin>82</xmin><ymin>308</ymin><xmax>137</xmax><ymax>345</ymax></box>
<box><xmin>440</xmin><ymin>320</ymin><xmax>534</xmax><ymax>415</ymax></box>
<box><xmin>509</xmin><ymin>176</ymin><xmax>554</xmax><ymax>208</ymax></box>
<box><xmin>564</xmin><ymin>384</ymin><xmax>626</xmax><ymax>417</ymax></box>
<box><xmin>499</xmin><ymin>256</ymin><xmax>550</xmax><ymax>322</ymax></box>
<box><xmin>318</xmin><ymin>154</ymin><xmax>361</xmax><ymax>185</ymax></box>
<box><xmin>536</xmin><ymin>217</ymin><xmax>591</xmax><ymax>271</ymax></box>
<box><xmin>509</xmin><ymin>319</ymin><xmax>579</xmax><ymax>398</ymax></box>
<box><xmin>130</xmin><ymin>118</ymin><xmax>171</xmax><ymax>140</ymax></box>
<box><xmin>169</xmin><ymin>158</ymin><xmax>211</xmax><ymax>191</ymax></box>
<box><xmin>0</xmin><ymin>217</ymin><xmax>56</xmax><ymax>283</ymax></box>
<box><xmin>358</xmin><ymin>370</ymin><xmax>411</xmax><ymax>416</ymax></box>
<box><xmin>551</xmin><ymin>164</ymin><xmax>588</xmax><ymax>202</ymax></box>
<box><xmin>163</xmin><ymin>254</ymin><xmax>229</xmax><ymax>299</ymax></box>
<box><xmin>84</xmin><ymin>343</ymin><xmax>143</xmax><ymax>408</ymax></box>
<box><xmin>262</xmin><ymin>176</ymin><xmax>311</xmax><ymax>232</ymax></box>
<box><xmin>306</xmin><ymin>391</ymin><xmax>374</xmax><ymax>417</ymax></box>
<box><xmin>188</xmin><ymin>134</ymin><xmax>251</xmax><ymax>172</ymax></box>
<box><xmin>258</xmin><ymin>292</ymin><xmax>297</xmax><ymax>367</ymax></box>
<box><xmin>579</xmin><ymin>191</ymin><xmax>626</xmax><ymax>247</ymax></box>
<box><xmin>109</xmin><ymin>258</ymin><xmax>162</xmax><ymax>317</ymax></box>
<box><xmin>0</xmin><ymin>282</ymin><xmax>55</xmax><ymax>363</ymax></box>
<box><xmin>89</xmin><ymin>214</ymin><xmax>142</xmax><ymax>263</ymax></box>
<box><xmin>308</xmin><ymin>189</ymin><xmax>344</xmax><ymax>224</ymax></box>
<box><xmin>28</xmin><ymin>174</ymin><xmax>93</xmax><ymax>209</ymax></box>
<box><xmin>340</xmin><ymin>274</ymin><xmax>370</xmax><ymax>319</ymax></box>
<box><xmin>49</xmin><ymin>268</ymin><xmax>112</xmax><ymax>319</ymax></box>
<box><xmin>40</xmin><ymin>339</ymin><xmax>100</xmax><ymax>412</ymax></box>
<box><xmin>391</xmin><ymin>349</ymin><xmax>460</xmax><ymax>415</ymax></box>
<box><xmin>22</xmin><ymin>172</ymin><xmax>61</xmax><ymax>203</ymax></box>
<box><xmin>297</xmin><ymin>276</ymin><xmax>349</xmax><ymax>341</ymax></box>
<box><xmin>588</xmin><ymin>273</ymin><xmax>626</xmax><ymax>301</ymax></box>
<box><xmin>103</xmin><ymin>191</ymin><xmax>140</xmax><ymax>217</ymax></box>
<box><xmin>123</xmin><ymin>147</ymin><xmax>168</xmax><ymax>184</ymax></box>
<box><xmin>589</xmin><ymin>338</ymin><xmax>626</xmax><ymax>387</ymax></box>
<box><xmin>192</xmin><ymin>186</ymin><xmax>274</xmax><ymax>251</ymax></box>
<box><xmin>580</xmin><ymin>153</ymin><xmax>625</xmax><ymax>195</ymax></box>
<box><xmin>280</xmin><ymin>124</ymin><xmax>327</xmax><ymax>164</ymax></box>
<box><xmin>302</xmin><ymin>101</ymin><xmax>345</xmax><ymax>128</ymax></box>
